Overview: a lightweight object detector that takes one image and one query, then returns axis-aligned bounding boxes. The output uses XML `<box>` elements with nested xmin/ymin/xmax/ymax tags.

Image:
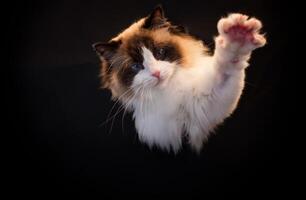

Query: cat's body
<box><xmin>93</xmin><ymin>6</ymin><xmax>266</xmax><ymax>153</ymax></box>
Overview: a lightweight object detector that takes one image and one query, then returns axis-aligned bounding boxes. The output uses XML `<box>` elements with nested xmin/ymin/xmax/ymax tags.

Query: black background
<box><xmin>9</xmin><ymin>0</ymin><xmax>289</xmax><ymax>197</ymax></box>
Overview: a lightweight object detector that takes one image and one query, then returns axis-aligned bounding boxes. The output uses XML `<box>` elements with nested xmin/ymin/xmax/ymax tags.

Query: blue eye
<box><xmin>131</xmin><ymin>63</ymin><xmax>144</xmax><ymax>71</ymax></box>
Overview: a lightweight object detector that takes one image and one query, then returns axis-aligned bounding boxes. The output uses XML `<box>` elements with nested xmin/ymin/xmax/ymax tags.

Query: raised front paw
<box><xmin>217</xmin><ymin>13</ymin><xmax>266</xmax><ymax>52</ymax></box>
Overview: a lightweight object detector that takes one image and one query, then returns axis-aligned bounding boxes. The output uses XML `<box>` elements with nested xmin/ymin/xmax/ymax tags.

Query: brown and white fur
<box><xmin>93</xmin><ymin>6</ymin><xmax>266</xmax><ymax>153</ymax></box>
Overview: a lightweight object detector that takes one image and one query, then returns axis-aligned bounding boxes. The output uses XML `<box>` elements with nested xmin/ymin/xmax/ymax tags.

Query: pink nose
<box><xmin>152</xmin><ymin>71</ymin><xmax>160</xmax><ymax>79</ymax></box>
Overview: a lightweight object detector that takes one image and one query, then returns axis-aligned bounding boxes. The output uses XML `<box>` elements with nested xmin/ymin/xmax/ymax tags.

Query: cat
<box><xmin>93</xmin><ymin>5</ymin><xmax>266</xmax><ymax>153</ymax></box>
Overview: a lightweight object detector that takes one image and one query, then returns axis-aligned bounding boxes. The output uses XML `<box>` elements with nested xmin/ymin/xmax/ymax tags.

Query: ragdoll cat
<box><xmin>93</xmin><ymin>5</ymin><xmax>266</xmax><ymax>153</ymax></box>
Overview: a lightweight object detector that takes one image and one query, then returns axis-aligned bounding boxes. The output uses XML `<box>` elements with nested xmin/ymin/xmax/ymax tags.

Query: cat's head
<box><xmin>93</xmin><ymin>5</ymin><xmax>206</xmax><ymax>100</ymax></box>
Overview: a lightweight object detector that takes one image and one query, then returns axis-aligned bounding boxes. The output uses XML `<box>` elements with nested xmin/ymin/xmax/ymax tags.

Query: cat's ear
<box><xmin>143</xmin><ymin>5</ymin><xmax>168</xmax><ymax>29</ymax></box>
<box><xmin>92</xmin><ymin>40</ymin><xmax>121</xmax><ymax>60</ymax></box>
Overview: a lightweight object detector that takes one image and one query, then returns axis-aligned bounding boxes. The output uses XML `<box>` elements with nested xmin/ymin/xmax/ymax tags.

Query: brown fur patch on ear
<box><xmin>93</xmin><ymin>40</ymin><xmax>121</xmax><ymax>61</ymax></box>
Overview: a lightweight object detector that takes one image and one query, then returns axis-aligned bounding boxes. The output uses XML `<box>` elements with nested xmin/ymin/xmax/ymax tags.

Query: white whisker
<box><xmin>99</xmin><ymin>87</ymin><xmax>133</xmax><ymax>127</ymax></box>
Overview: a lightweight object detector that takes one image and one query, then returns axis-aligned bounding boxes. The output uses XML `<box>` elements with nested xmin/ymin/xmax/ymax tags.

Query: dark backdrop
<box><xmin>9</xmin><ymin>0</ymin><xmax>288</xmax><ymax>197</ymax></box>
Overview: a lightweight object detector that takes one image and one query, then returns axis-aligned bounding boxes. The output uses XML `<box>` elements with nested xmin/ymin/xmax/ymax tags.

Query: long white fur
<box><xmin>117</xmin><ymin>14</ymin><xmax>266</xmax><ymax>153</ymax></box>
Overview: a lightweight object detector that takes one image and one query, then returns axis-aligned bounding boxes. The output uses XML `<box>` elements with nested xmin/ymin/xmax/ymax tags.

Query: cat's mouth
<box><xmin>153</xmin><ymin>76</ymin><xmax>167</xmax><ymax>88</ymax></box>
<box><xmin>154</xmin><ymin>77</ymin><xmax>162</xmax><ymax>85</ymax></box>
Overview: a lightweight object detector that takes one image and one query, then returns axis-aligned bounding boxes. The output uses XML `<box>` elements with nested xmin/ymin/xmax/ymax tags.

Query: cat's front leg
<box><xmin>210</xmin><ymin>13</ymin><xmax>266</xmax><ymax>115</ymax></box>
<box><xmin>210</xmin><ymin>13</ymin><xmax>267</xmax><ymax>116</ymax></box>
<box><xmin>188</xmin><ymin>14</ymin><xmax>266</xmax><ymax>152</ymax></box>
<box><xmin>214</xmin><ymin>13</ymin><xmax>266</xmax><ymax>73</ymax></box>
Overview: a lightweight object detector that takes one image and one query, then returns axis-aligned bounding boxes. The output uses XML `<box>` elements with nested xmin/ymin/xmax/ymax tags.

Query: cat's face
<box><xmin>93</xmin><ymin>6</ymin><xmax>203</xmax><ymax>99</ymax></box>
